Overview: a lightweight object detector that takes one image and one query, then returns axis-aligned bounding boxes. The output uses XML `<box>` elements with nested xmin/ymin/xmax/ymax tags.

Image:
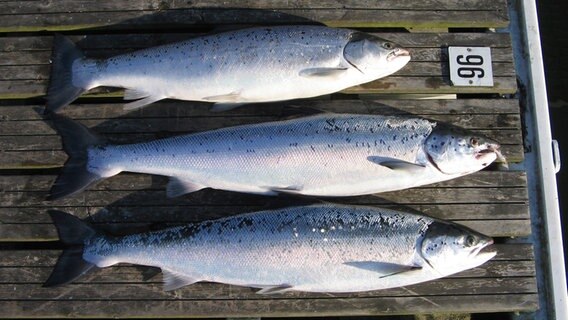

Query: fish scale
<box><xmin>45</xmin><ymin>204</ymin><xmax>496</xmax><ymax>293</ymax></box>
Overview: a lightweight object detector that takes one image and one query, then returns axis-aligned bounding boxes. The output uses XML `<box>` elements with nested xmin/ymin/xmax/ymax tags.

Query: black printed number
<box><xmin>456</xmin><ymin>55</ymin><xmax>484</xmax><ymax>78</ymax></box>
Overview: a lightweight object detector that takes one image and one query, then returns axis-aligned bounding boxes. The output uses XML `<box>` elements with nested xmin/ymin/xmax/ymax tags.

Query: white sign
<box><xmin>448</xmin><ymin>47</ymin><xmax>494</xmax><ymax>87</ymax></box>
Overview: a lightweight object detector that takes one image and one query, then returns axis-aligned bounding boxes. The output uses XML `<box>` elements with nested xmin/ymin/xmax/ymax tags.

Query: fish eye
<box><xmin>470</xmin><ymin>137</ymin><xmax>479</xmax><ymax>147</ymax></box>
<box><xmin>382</xmin><ymin>42</ymin><xmax>393</xmax><ymax>50</ymax></box>
<box><xmin>465</xmin><ymin>235</ymin><xmax>476</xmax><ymax>247</ymax></box>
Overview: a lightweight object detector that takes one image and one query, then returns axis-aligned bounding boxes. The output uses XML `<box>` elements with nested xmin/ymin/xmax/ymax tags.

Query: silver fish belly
<box><xmin>46</xmin><ymin>26</ymin><xmax>410</xmax><ymax>113</ymax></box>
<box><xmin>45</xmin><ymin>205</ymin><xmax>496</xmax><ymax>293</ymax></box>
<box><xmin>47</xmin><ymin>113</ymin><xmax>504</xmax><ymax>200</ymax></box>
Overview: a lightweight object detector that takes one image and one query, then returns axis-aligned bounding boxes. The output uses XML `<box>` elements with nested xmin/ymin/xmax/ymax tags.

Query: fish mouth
<box><xmin>475</xmin><ymin>144</ymin><xmax>508</xmax><ymax>169</ymax></box>
<box><xmin>387</xmin><ymin>48</ymin><xmax>411</xmax><ymax>62</ymax></box>
<box><xmin>470</xmin><ymin>239</ymin><xmax>497</xmax><ymax>262</ymax></box>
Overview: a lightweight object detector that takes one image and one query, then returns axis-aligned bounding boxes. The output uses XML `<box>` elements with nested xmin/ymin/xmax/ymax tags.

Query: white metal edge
<box><xmin>520</xmin><ymin>0</ymin><xmax>568</xmax><ymax>318</ymax></box>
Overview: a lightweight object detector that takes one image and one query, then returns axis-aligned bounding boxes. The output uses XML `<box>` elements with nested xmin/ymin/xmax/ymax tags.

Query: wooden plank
<box><xmin>0</xmin><ymin>172</ymin><xmax>528</xmax><ymax>203</ymax></box>
<box><xmin>0</xmin><ymin>184</ymin><xmax>528</xmax><ymax>207</ymax></box>
<box><xmin>0</xmin><ymin>99</ymin><xmax>522</xmax><ymax>119</ymax></box>
<box><xmin>0</xmin><ymin>11</ymin><xmax>510</xmax><ymax>33</ymax></box>
<box><xmin>0</xmin><ymin>294</ymin><xmax>538</xmax><ymax>318</ymax></box>
<box><xmin>1</xmin><ymin>0</ymin><xmax>508</xmax><ymax>14</ymax></box>
<box><xmin>0</xmin><ymin>169</ymin><xmax>529</xmax><ymax>240</ymax></box>
<box><xmin>0</xmin><ymin>278</ymin><xmax>536</xmax><ymax>300</ymax></box>
<box><xmin>0</xmin><ymin>170</ymin><xmax>530</xmax><ymax>241</ymax></box>
<box><xmin>0</xmin><ymin>0</ymin><xmax>509</xmax><ymax>33</ymax></box>
<box><xmin>0</xmin><ymin>187</ymin><xmax>528</xmax><ymax>211</ymax></box>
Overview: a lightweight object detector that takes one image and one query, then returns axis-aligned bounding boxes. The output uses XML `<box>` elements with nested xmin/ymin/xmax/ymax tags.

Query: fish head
<box><xmin>424</xmin><ymin>125</ymin><xmax>507</xmax><ymax>175</ymax></box>
<box><xmin>420</xmin><ymin>221</ymin><xmax>496</xmax><ymax>275</ymax></box>
<box><xmin>343</xmin><ymin>33</ymin><xmax>410</xmax><ymax>76</ymax></box>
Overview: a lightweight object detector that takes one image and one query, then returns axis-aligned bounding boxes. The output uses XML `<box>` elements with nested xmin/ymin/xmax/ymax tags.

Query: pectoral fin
<box><xmin>203</xmin><ymin>91</ymin><xmax>242</xmax><ymax>102</ymax></box>
<box><xmin>367</xmin><ymin>156</ymin><xmax>425</xmax><ymax>172</ymax></box>
<box><xmin>124</xmin><ymin>88</ymin><xmax>151</xmax><ymax>100</ymax></box>
<box><xmin>267</xmin><ymin>185</ymin><xmax>303</xmax><ymax>194</ymax></box>
<box><xmin>344</xmin><ymin>261</ymin><xmax>421</xmax><ymax>278</ymax></box>
<box><xmin>299</xmin><ymin>67</ymin><xmax>348</xmax><ymax>78</ymax></box>
<box><xmin>123</xmin><ymin>95</ymin><xmax>164</xmax><ymax>111</ymax></box>
<box><xmin>166</xmin><ymin>177</ymin><xmax>206</xmax><ymax>198</ymax></box>
<box><xmin>256</xmin><ymin>284</ymin><xmax>293</xmax><ymax>295</ymax></box>
<box><xmin>162</xmin><ymin>269</ymin><xmax>200</xmax><ymax>291</ymax></box>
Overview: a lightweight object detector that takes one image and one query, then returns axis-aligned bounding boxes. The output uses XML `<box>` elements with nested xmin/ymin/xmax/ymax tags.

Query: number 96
<box><xmin>456</xmin><ymin>54</ymin><xmax>484</xmax><ymax>78</ymax></box>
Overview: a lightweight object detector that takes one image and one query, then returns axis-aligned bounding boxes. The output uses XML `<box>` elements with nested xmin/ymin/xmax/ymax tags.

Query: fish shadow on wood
<box><xmin>73</xmin><ymin>6</ymin><xmax>327</xmax><ymax>34</ymax></box>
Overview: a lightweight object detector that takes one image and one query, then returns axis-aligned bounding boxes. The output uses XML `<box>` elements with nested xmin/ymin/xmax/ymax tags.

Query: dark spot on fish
<box><xmin>237</xmin><ymin>218</ymin><xmax>254</xmax><ymax>228</ymax></box>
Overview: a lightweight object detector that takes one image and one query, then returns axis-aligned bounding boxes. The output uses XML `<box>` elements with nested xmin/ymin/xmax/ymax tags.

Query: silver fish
<box><xmin>47</xmin><ymin>113</ymin><xmax>506</xmax><ymax>200</ymax></box>
<box><xmin>44</xmin><ymin>205</ymin><xmax>496</xmax><ymax>293</ymax></box>
<box><xmin>46</xmin><ymin>26</ymin><xmax>410</xmax><ymax>113</ymax></box>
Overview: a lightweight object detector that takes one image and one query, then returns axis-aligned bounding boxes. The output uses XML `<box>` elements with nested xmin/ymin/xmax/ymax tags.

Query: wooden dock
<box><xmin>0</xmin><ymin>0</ymin><xmax>537</xmax><ymax>318</ymax></box>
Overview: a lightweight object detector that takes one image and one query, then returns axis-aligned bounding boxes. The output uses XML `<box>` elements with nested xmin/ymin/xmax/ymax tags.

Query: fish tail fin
<box><xmin>43</xmin><ymin>210</ymin><xmax>99</xmax><ymax>287</ymax></box>
<box><xmin>45</xmin><ymin>34</ymin><xmax>87</xmax><ymax>114</ymax></box>
<box><xmin>47</xmin><ymin>113</ymin><xmax>108</xmax><ymax>200</ymax></box>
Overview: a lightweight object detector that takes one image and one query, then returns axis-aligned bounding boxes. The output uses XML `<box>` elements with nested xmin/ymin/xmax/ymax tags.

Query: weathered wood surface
<box><xmin>0</xmin><ymin>170</ymin><xmax>530</xmax><ymax>241</ymax></box>
<box><xmin>0</xmin><ymin>0</ymin><xmax>509</xmax><ymax>32</ymax></box>
<box><xmin>0</xmin><ymin>295</ymin><xmax>539</xmax><ymax>318</ymax></box>
<box><xmin>0</xmin><ymin>32</ymin><xmax>516</xmax><ymax>99</ymax></box>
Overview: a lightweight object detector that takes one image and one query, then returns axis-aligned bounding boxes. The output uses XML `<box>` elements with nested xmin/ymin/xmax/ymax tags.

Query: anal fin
<box><xmin>367</xmin><ymin>156</ymin><xmax>425</xmax><ymax>172</ymax></box>
<box><xmin>167</xmin><ymin>177</ymin><xmax>206</xmax><ymax>198</ymax></box>
<box><xmin>162</xmin><ymin>269</ymin><xmax>200</xmax><ymax>291</ymax></box>
<box><xmin>299</xmin><ymin>67</ymin><xmax>348</xmax><ymax>78</ymax></box>
<box><xmin>203</xmin><ymin>91</ymin><xmax>242</xmax><ymax>102</ymax></box>
<box><xmin>123</xmin><ymin>95</ymin><xmax>164</xmax><ymax>111</ymax></box>
<box><xmin>124</xmin><ymin>88</ymin><xmax>151</xmax><ymax>101</ymax></box>
<box><xmin>344</xmin><ymin>261</ymin><xmax>421</xmax><ymax>278</ymax></box>
<box><xmin>256</xmin><ymin>284</ymin><xmax>293</xmax><ymax>295</ymax></box>
<box><xmin>267</xmin><ymin>185</ymin><xmax>303</xmax><ymax>194</ymax></box>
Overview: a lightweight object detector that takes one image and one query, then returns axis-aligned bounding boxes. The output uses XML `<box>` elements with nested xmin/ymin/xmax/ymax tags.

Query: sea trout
<box><xmin>45</xmin><ymin>205</ymin><xmax>496</xmax><ymax>293</ymax></box>
<box><xmin>47</xmin><ymin>113</ymin><xmax>506</xmax><ymax>200</ymax></box>
<box><xmin>46</xmin><ymin>26</ymin><xmax>410</xmax><ymax>113</ymax></box>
